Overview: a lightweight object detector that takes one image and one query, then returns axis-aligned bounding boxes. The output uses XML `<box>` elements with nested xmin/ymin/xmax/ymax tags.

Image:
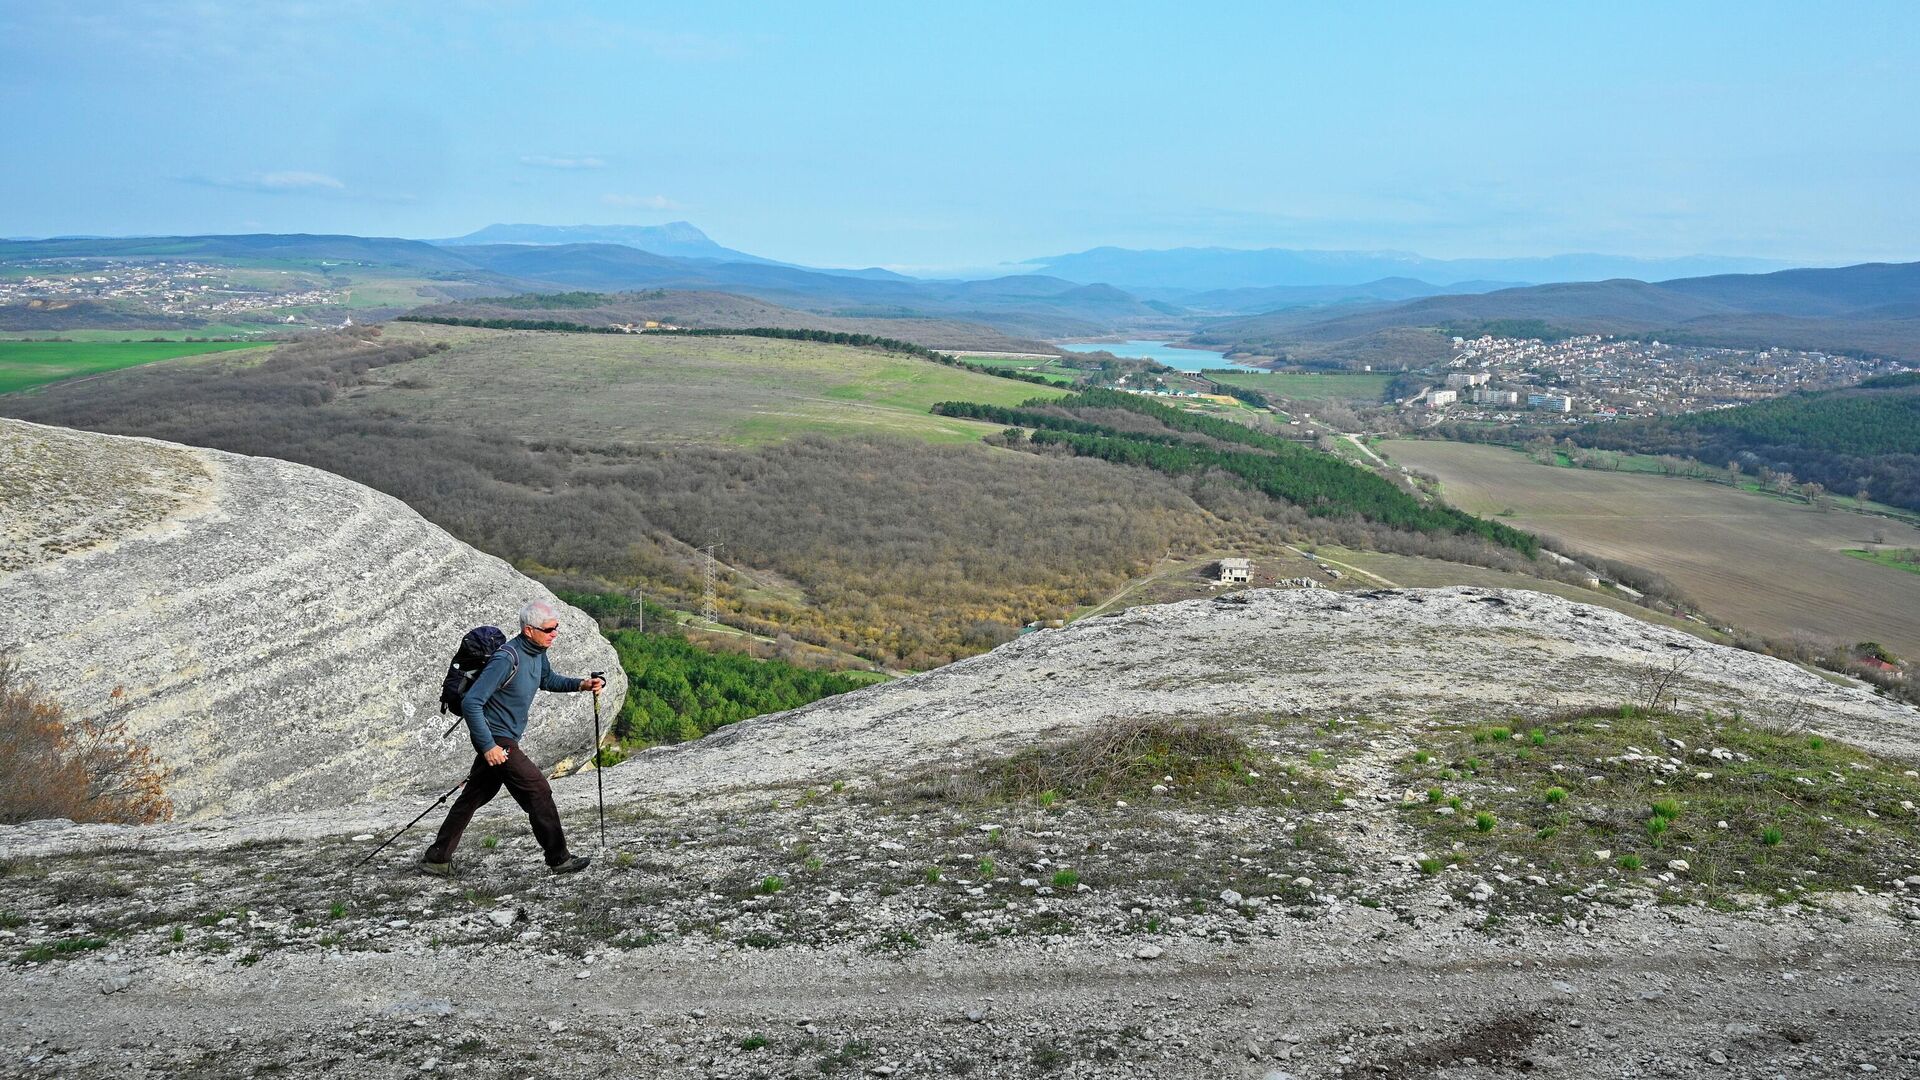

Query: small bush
<box><xmin>1617</xmin><ymin>854</ymin><xmax>1644</xmax><ymax>871</ymax></box>
<box><xmin>0</xmin><ymin>661</ymin><xmax>172</xmax><ymax>825</ymax></box>
<box><xmin>1051</xmin><ymin>868</ymin><xmax>1080</xmax><ymax>889</ymax></box>
<box><xmin>1417</xmin><ymin>857</ymin><xmax>1443</xmax><ymax>875</ymax></box>
<box><xmin>1807</xmin><ymin>736</ymin><xmax>1826</xmax><ymax>751</ymax></box>
<box><xmin>923</xmin><ymin>866</ymin><xmax>942</xmax><ymax>885</ymax></box>
<box><xmin>1650</xmin><ymin>799</ymin><xmax>1681</xmax><ymax>821</ymax></box>
<box><xmin>739</xmin><ymin>1034</ymin><xmax>767</xmax><ymax>1051</ymax></box>
<box><xmin>1426</xmin><ymin>787</ymin><xmax>1444</xmax><ymax>804</ymax></box>
<box><xmin>1474</xmin><ymin>811</ymin><xmax>1497</xmax><ymax>833</ymax></box>
<box><xmin>1412</xmin><ymin>751</ymin><xmax>1431</xmax><ymax>765</ymax></box>
<box><xmin>1544</xmin><ymin>787</ymin><xmax>1568</xmax><ymax>804</ymax></box>
<box><xmin>1644</xmin><ymin>815</ymin><xmax>1670</xmax><ymax>843</ymax></box>
<box><xmin>1760</xmin><ymin>826</ymin><xmax>1784</xmax><ymax>846</ymax></box>
<box><xmin>1528</xmin><ymin>728</ymin><xmax>1546</xmax><ymax>746</ymax></box>
<box><xmin>760</xmin><ymin>875</ymin><xmax>784</xmax><ymax>895</ymax></box>
<box><xmin>1036</xmin><ymin>790</ymin><xmax>1058</xmax><ymax>809</ymax></box>
<box><xmin>977</xmin><ymin>857</ymin><xmax>996</xmax><ymax>878</ymax></box>
<box><xmin>481</xmin><ymin>835</ymin><xmax>499</xmax><ymax>849</ymax></box>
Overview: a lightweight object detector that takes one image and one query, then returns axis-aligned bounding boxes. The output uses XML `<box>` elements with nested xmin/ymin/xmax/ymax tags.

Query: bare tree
<box><xmin>1634</xmin><ymin>654</ymin><xmax>1693</xmax><ymax>715</ymax></box>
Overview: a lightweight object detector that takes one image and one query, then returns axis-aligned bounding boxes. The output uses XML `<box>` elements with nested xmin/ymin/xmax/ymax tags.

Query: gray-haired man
<box><xmin>421</xmin><ymin>600</ymin><xmax>606</xmax><ymax>876</ymax></box>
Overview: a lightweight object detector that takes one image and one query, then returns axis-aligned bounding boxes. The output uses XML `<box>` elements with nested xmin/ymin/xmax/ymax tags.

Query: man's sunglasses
<box><xmin>531</xmin><ymin>624</ymin><xmax>560</xmax><ymax>634</ymax></box>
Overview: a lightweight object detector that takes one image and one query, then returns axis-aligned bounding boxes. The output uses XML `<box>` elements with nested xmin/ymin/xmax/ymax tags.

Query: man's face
<box><xmin>525</xmin><ymin>619</ymin><xmax>560</xmax><ymax>647</ymax></box>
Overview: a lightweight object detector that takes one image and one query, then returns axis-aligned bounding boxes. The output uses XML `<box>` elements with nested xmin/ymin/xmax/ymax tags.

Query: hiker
<box><xmin>421</xmin><ymin>601</ymin><xmax>606</xmax><ymax>876</ymax></box>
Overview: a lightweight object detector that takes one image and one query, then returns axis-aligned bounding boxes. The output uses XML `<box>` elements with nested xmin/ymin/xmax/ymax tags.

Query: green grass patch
<box><xmin>0</xmin><ymin>340</ymin><xmax>267</xmax><ymax>394</ymax></box>
<box><xmin>1399</xmin><ymin>707</ymin><xmax>1920</xmax><ymax>906</ymax></box>
<box><xmin>1844</xmin><ymin>548</ymin><xmax>1920</xmax><ymax>577</ymax></box>
<box><xmin>14</xmin><ymin>936</ymin><xmax>109</xmax><ymax>964</ymax></box>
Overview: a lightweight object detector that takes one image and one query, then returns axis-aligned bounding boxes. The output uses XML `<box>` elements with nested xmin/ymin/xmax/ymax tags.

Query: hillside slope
<box><xmin>0</xmin><ymin>418</ymin><xmax>625</xmax><ymax>819</ymax></box>
<box><xmin>5</xmin><ymin>586</ymin><xmax>1918</xmax><ymax>1078</ymax></box>
<box><xmin>1565</xmin><ymin>373</ymin><xmax>1920</xmax><ymax>511</ymax></box>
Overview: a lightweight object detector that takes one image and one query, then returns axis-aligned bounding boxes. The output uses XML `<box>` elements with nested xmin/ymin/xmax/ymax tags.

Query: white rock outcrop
<box><xmin>0</xmin><ymin>419</ymin><xmax>624</xmax><ymax>820</ymax></box>
<box><xmin>600</xmin><ymin>585</ymin><xmax>1920</xmax><ymax>804</ymax></box>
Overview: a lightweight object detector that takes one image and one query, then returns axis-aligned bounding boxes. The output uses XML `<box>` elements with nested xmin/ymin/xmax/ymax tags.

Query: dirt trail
<box><xmin>9</xmin><ymin>915</ymin><xmax>1918</xmax><ymax>1078</ymax></box>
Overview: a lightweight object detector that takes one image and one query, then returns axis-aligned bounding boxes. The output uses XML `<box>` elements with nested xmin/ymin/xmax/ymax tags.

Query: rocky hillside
<box><xmin>0</xmin><ymin>419</ymin><xmax>625</xmax><ymax>820</ymax></box>
<box><xmin>5</xmin><ymin>581</ymin><xmax>1920</xmax><ymax>1077</ymax></box>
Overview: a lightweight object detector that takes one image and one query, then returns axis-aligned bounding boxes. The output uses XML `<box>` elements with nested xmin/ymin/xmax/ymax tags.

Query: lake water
<box><xmin>1058</xmin><ymin>339</ymin><xmax>1261</xmax><ymax>372</ymax></box>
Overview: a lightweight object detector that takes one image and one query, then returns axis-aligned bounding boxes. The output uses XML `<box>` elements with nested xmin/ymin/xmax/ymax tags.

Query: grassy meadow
<box><xmin>1206</xmin><ymin>370</ymin><xmax>1394</xmax><ymax>403</ymax></box>
<box><xmin>364</xmin><ymin>323</ymin><xmax>1067</xmax><ymax>445</ymax></box>
<box><xmin>1382</xmin><ymin>439</ymin><xmax>1920</xmax><ymax>656</ymax></box>
<box><xmin>0</xmin><ymin>340</ymin><xmax>269</xmax><ymax>394</ymax></box>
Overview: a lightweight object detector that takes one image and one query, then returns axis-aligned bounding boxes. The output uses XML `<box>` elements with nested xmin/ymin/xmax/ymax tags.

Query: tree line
<box><xmin>935</xmin><ymin>389</ymin><xmax>1538</xmax><ymax>555</ymax></box>
<box><xmin>1546</xmin><ymin>377</ymin><xmax>1920</xmax><ymax>511</ymax></box>
<box><xmin>603</xmin><ymin>627</ymin><xmax>875</xmax><ymax>747</ymax></box>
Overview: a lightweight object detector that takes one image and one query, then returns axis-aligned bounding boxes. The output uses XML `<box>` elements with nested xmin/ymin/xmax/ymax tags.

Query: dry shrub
<box><xmin>0</xmin><ymin>660</ymin><xmax>172</xmax><ymax>825</ymax></box>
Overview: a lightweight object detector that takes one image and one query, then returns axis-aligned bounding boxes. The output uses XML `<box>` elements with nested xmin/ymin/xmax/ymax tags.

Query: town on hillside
<box><xmin>1409</xmin><ymin>332</ymin><xmax>1909</xmax><ymax>424</ymax></box>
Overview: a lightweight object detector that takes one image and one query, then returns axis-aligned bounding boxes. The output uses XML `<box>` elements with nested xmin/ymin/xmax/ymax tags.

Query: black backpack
<box><xmin>439</xmin><ymin>626</ymin><xmax>517</xmax><ymax>716</ymax></box>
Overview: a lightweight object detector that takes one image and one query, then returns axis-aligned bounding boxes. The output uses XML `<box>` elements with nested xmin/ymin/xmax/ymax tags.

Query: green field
<box><xmin>1844</xmin><ymin>548</ymin><xmax>1920</xmax><ymax>577</ymax></box>
<box><xmin>1207</xmin><ymin>370</ymin><xmax>1394</xmax><ymax>403</ymax></box>
<box><xmin>953</xmin><ymin>354</ymin><xmax>1081</xmax><ymax>385</ymax></box>
<box><xmin>0</xmin><ymin>340</ymin><xmax>269</xmax><ymax>394</ymax></box>
<box><xmin>1381</xmin><ymin>439</ymin><xmax>1920</xmax><ymax>655</ymax></box>
<box><xmin>365</xmin><ymin>323</ymin><xmax>1068</xmax><ymax>445</ymax></box>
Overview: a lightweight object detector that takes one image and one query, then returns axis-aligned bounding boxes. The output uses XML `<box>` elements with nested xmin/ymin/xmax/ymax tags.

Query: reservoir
<box><xmin>1058</xmin><ymin>339</ymin><xmax>1262</xmax><ymax>372</ymax></box>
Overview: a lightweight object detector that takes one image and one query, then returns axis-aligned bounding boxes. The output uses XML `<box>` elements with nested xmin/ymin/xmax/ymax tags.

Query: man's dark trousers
<box><xmin>424</xmin><ymin>739</ymin><xmax>571</xmax><ymax>867</ymax></box>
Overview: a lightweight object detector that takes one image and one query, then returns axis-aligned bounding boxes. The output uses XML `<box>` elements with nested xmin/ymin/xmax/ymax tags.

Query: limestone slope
<box><xmin>0</xmin><ymin>418</ymin><xmax>625</xmax><ymax>820</ymax></box>
<box><xmin>603</xmin><ymin>584</ymin><xmax>1920</xmax><ymax>804</ymax></box>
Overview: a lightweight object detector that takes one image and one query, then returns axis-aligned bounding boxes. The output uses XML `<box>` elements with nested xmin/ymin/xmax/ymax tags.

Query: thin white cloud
<box><xmin>520</xmin><ymin>154</ymin><xmax>608</xmax><ymax>170</ymax></box>
<box><xmin>183</xmin><ymin>170</ymin><xmax>346</xmax><ymax>194</ymax></box>
<box><xmin>602</xmin><ymin>193</ymin><xmax>681</xmax><ymax>210</ymax></box>
<box><xmin>175</xmin><ymin>170</ymin><xmax>417</xmax><ymax>203</ymax></box>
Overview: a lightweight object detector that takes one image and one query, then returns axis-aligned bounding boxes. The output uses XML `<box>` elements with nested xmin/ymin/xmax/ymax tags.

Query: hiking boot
<box><xmin>418</xmin><ymin>856</ymin><xmax>455</xmax><ymax>878</ymax></box>
<box><xmin>549</xmin><ymin>855</ymin><xmax>591</xmax><ymax>875</ymax></box>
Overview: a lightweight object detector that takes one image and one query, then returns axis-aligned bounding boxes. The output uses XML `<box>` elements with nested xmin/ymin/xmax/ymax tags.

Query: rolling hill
<box><xmin>1195</xmin><ymin>261</ymin><xmax>1920</xmax><ymax>361</ymax></box>
<box><xmin>0</xmin><ymin>232</ymin><xmax>1176</xmax><ymax>339</ymax></box>
<box><xmin>1027</xmin><ymin>245</ymin><xmax>1788</xmax><ymax>291</ymax></box>
<box><xmin>405</xmin><ymin>290</ymin><xmax>1060</xmax><ymax>353</ymax></box>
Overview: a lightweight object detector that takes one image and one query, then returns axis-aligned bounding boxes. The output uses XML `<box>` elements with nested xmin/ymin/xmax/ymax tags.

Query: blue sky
<box><xmin>3</xmin><ymin>1</ymin><xmax>1915</xmax><ymax>270</ymax></box>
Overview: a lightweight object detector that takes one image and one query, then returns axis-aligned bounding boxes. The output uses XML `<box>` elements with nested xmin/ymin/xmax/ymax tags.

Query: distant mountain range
<box><xmin>1193</xmin><ymin>261</ymin><xmax>1920</xmax><ymax>362</ymax></box>
<box><xmin>427</xmin><ymin>222</ymin><xmax>913</xmax><ymax>281</ymax></box>
<box><xmin>432</xmin><ymin>221</ymin><xmax>779</xmax><ymax>264</ymax></box>
<box><xmin>1025</xmin><ymin>246</ymin><xmax>1793</xmax><ymax>291</ymax></box>
<box><xmin>4</xmin><ymin>230</ymin><xmax>1915</xmax><ymax>358</ymax></box>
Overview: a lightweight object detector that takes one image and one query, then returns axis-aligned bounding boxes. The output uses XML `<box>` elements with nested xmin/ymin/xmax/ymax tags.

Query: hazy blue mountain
<box><xmin>1195</xmin><ymin>261</ymin><xmax>1920</xmax><ymax>361</ymax></box>
<box><xmin>431</xmin><ymin>221</ymin><xmax>775</xmax><ymax>263</ymax></box>
<box><xmin>429</xmin><ymin>222</ymin><xmax>919</xmax><ymax>283</ymax></box>
<box><xmin>1163</xmin><ymin>277</ymin><xmax>1523</xmax><ymax>314</ymax></box>
<box><xmin>1027</xmin><ymin>246</ymin><xmax>1793</xmax><ymax>291</ymax></box>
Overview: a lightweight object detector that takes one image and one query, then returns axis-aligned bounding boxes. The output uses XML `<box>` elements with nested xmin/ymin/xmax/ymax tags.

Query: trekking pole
<box><xmin>589</xmin><ymin>671</ymin><xmax>607</xmax><ymax>851</ymax></box>
<box><xmin>353</xmin><ymin>777</ymin><xmax>467</xmax><ymax>870</ymax></box>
